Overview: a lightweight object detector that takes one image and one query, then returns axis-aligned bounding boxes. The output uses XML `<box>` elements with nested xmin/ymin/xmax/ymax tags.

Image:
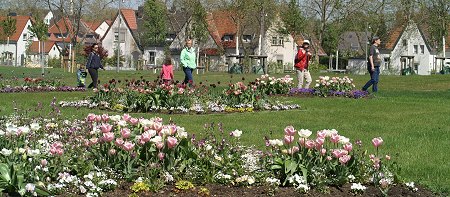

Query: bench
<box><xmin>196</xmin><ymin>66</ymin><xmax>205</xmax><ymax>74</ymax></box>
<box><xmin>148</xmin><ymin>65</ymin><xmax>163</xmax><ymax>74</ymax></box>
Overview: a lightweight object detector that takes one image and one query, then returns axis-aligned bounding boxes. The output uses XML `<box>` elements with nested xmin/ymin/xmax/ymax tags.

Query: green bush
<box><xmin>47</xmin><ymin>57</ymin><xmax>62</xmax><ymax>68</ymax></box>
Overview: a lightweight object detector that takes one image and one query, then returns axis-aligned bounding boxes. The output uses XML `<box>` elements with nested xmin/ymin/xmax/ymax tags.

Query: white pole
<box><xmin>443</xmin><ymin>36</ymin><xmax>446</xmax><ymax>57</ymax></box>
<box><xmin>69</xmin><ymin>43</ymin><xmax>72</xmax><ymax>71</ymax></box>
<box><xmin>336</xmin><ymin>50</ymin><xmax>339</xmax><ymax>70</ymax></box>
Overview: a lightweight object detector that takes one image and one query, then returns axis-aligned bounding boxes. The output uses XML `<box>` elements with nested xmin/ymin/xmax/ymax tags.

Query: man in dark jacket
<box><xmin>85</xmin><ymin>43</ymin><xmax>104</xmax><ymax>89</ymax></box>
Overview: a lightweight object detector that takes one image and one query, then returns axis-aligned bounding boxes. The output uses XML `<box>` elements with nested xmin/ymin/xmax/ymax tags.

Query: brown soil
<box><xmin>102</xmin><ymin>182</ymin><xmax>439</xmax><ymax>197</ymax></box>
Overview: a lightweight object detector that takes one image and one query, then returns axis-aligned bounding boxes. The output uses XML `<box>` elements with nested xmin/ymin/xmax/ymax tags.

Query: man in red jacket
<box><xmin>294</xmin><ymin>40</ymin><xmax>312</xmax><ymax>89</ymax></box>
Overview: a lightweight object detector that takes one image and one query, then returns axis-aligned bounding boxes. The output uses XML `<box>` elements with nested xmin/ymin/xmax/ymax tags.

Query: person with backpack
<box><xmin>85</xmin><ymin>43</ymin><xmax>104</xmax><ymax>89</ymax></box>
<box><xmin>294</xmin><ymin>40</ymin><xmax>312</xmax><ymax>89</ymax></box>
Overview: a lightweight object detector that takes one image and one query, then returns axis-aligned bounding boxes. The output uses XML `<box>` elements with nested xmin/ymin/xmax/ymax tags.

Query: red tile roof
<box><xmin>28</xmin><ymin>41</ymin><xmax>58</xmax><ymax>54</ymax></box>
<box><xmin>384</xmin><ymin>25</ymin><xmax>404</xmax><ymax>50</ymax></box>
<box><xmin>48</xmin><ymin>17</ymin><xmax>74</xmax><ymax>34</ymax></box>
<box><xmin>208</xmin><ymin>10</ymin><xmax>237</xmax><ymax>49</ymax></box>
<box><xmin>121</xmin><ymin>9</ymin><xmax>137</xmax><ymax>30</ymax></box>
<box><xmin>105</xmin><ymin>20</ymin><xmax>113</xmax><ymax>26</ymax></box>
<box><xmin>84</xmin><ymin>21</ymin><xmax>102</xmax><ymax>31</ymax></box>
<box><xmin>0</xmin><ymin>15</ymin><xmax>33</xmax><ymax>41</ymax></box>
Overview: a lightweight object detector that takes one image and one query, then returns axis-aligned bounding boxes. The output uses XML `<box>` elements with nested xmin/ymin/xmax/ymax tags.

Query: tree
<box><xmin>279</xmin><ymin>0</ymin><xmax>306</xmax><ymax>37</ymax></box>
<box><xmin>1</xmin><ymin>15</ymin><xmax>16</xmax><ymax>66</ymax></box>
<box><xmin>28</xmin><ymin>18</ymin><xmax>49</xmax><ymax>73</ymax></box>
<box><xmin>184</xmin><ymin>0</ymin><xmax>209</xmax><ymax>46</ymax></box>
<box><xmin>419</xmin><ymin>0</ymin><xmax>450</xmax><ymax>54</ymax></box>
<box><xmin>141</xmin><ymin>0</ymin><xmax>168</xmax><ymax>47</ymax></box>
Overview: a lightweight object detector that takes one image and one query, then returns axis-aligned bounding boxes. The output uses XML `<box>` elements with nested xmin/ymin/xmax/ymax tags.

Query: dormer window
<box><xmin>243</xmin><ymin>35</ymin><xmax>252</xmax><ymax>43</ymax></box>
<box><xmin>222</xmin><ymin>34</ymin><xmax>234</xmax><ymax>42</ymax></box>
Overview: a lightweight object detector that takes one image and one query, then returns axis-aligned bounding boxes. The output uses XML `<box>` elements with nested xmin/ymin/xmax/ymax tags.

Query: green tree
<box><xmin>279</xmin><ymin>0</ymin><xmax>305</xmax><ymax>37</ymax></box>
<box><xmin>141</xmin><ymin>0</ymin><xmax>168</xmax><ymax>47</ymax></box>
<box><xmin>1</xmin><ymin>16</ymin><xmax>16</xmax><ymax>66</ymax></box>
<box><xmin>184</xmin><ymin>0</ymin><xmax>209</xmax><ymax>46</ymax></box>
<box><xmin>28</xmin><ymin>18</ymin><xmax>49</xmax><ymax>73</ymax></box>
<box><xmin>419</xmin><ymin>0</ymin><xmax>449</xmax><ymax>54</ymax></box>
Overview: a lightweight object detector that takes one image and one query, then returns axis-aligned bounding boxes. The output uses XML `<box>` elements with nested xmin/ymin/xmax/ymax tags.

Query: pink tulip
<box><xmin>40</xmin><ymin>159</ymin><xmax>48</xmax><ymax>167</ymax></box>
<box><xmin>291</xmin><ymin>146</ymin><xmax>299</xmax><ymax>153</ymax></box>
<box><xmin>315</xmin><ymin>137</ymin><xmax>325</xmax><ymax>146</ymax></box>
<box><xmin>101</xmin><ymin>114</ymin><xmax>109</xmax><ymax>122</ymax></box>
<box><xmin>129</xmin><ymin>118</ymin><xmax>139</xmax><ymax>125</ymax></box>
<box><xmin>109</xmin><ymin>149</ymin><xmax>116</xmax><ymax>155</ymax></box>
<box><xmin>120</xmin><ymin>128</ymin><xmax>131</xmax><ymax>139</ymax></box>
<box><xmin>326</xmin><ymin>156</ymin><xmax>332</xmax><ymax>161</ymax></box>
<box><xmin>158</xmin><ymin>152</ymin><xmax>165</xmax><ymax>161</ymax></box>
<box><xmin>100</xmin><ymin>124</ymin><xmax>113</xmax><ymax>133</ymax></box>
<box><xmin>115</xmin><ymin>138</ymin><xmax>124</xmax><ymax>146</ymax></box>
<box><xmin>298</xmin><ymin>138</ymin><xmax>306</xmax><ymax>146</ymax></box>
<box><xmin>372</xmin><ymin>137</ymin><xmax>383</xmax><ymax>147</ymax></box>
<box><xmin>284</xmin><ymin>135</ymin><xmax>295</xmax><ymax>144</ymax></box>
<box><xmin>141</xmin><ymin>132</ymin><xmax>151</xmax><ymax>142</ymax></box>
<box><xmin>138</xmin><ymin>139</ymin><xmax>146</xmax><ymax>145</ymax></box>
<box><xmin>156</xmin><ymin>141</ymin><xmax>164</xmax><ymax>149</ymax></box>
<box><xmin>143</xmin><ymin>126</ymin><xmax>150</xmax><ymax>131</ymax></box>
<box><xmin>89</xmin><ymin>138</ymin><xmax>98</xmax><ymax>145</ymax></box>
<box><xmin>153</xmin><ymin>122</ymin><xmax>163</xmax><ymax>132</ymax></box>
<box><xmin>83</xmin><ymin>139</ymin><xmax>90</xmax><ymax>147</ymax></box>
<box><xmin>330</xmin><ymin>133</ymin><xmax>340</xmax><ymax>143</ymax></box>
<box><xmin>320</xmin><ymin>148</ymin><xmax>327</xmax><ymax>155</ymax></box>
<box><xmin>167</xmin><ymin>136</ymin><xmax>178</xmax><ymax>149</ymax></box>
<box><xmin>55</xmin><ymin>149</ymin><xmax>64</xmax><ymax>156</ymax></box>
<box><xmin>343</xmin><ymin>143</ymin><xmax>353</xmax><ymax>152</ymax></box>
<box><xmin>102</xmin><ymin>132</ymin><xmax>115</xmax><ymax>142</ymax></box>
<box><xmin>339</xmin><ymin>155</ymin><xmax>351</xmax><ymax>165</ymax></box>
<box><xmin>94</xmin><ymin>115</ymin><xmax>102</xmax><ymax>122</ymax></box>
<box><xmin>122</xmin><ymin>141</ymin><xmax>135</xmax><ymax>151</ymax></box>
<box><xmin>284</xmin><ymin>126</ymin><xmax>296</xmax><ymax>136</ymax></box>
<box><xmin>122</xmin><ymin>114</ymin><xmax>131</xmax><ymax>122</ymax></box>
<box><xmin>86</xmin><ymin>113</ymin><xmax>96</xmax><ymax>122</ymax></box>
<box><xmin>170</xmin><ymin>125</ymin><xmax>177</xmax><ymax>135</ymax></box>
<box><xmin>317</xmin><ymin>130</ymin><xmax>326</xmax><ymax>138</ymax></box>
<box><xmin>305</xmin><ymin>140</ymin><xmax>315</xmax><ymax>149</ymax></box>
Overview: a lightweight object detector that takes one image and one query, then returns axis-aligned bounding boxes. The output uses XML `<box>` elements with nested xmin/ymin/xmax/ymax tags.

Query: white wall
<box><xmin>96</xmin><ymin>21</ymin><xmax>109</xmax><ymax>39</ymax></box>
<box><xmin>102</xmin><ymin>14</ymin><xmax>141</xmax><ymax>69</ymax></box>
<box><xmin>44</xmin><ymin>11</ymin><xmax>53</xmax><ymax>25</ymax></box>
<box><xmin>264</xmin><ymin>20</ymin><xmax>296</xmax><ymax>71</ymax></box>
<box><xmin>0</xmin><ymin>19</ymin><xmax>36</xmax><ymax>66</ymax></box>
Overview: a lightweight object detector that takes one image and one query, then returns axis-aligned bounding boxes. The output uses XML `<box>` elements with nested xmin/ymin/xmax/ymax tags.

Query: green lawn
<box><xmin>1</xmin><ymin>67</ymin><xmax>449</xmax><ymax>194</ymax></box>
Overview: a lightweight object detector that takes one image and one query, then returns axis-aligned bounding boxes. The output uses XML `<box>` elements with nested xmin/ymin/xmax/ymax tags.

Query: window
<box><xmin>114</xmin><ymin>32</ymin><xmax>119</xmax><ymax>42</ymax></box>
<box><xmin>413</xmin><ymin>45</ymin><xmax>418</xmax><ymax>54</ymax></box>
<box><xmin>23</xmin><ymin>33</ymin><xmax>27</xmax><ymax>41</ymax></box>
<box><xmin>384</xmin><ymin>57</ymin><xmax>390</xmax><ymax>70</ymax></box>
<box><xmin>166</xmin><ymin>33</ymin><xmax>176</xmax><ymax>42</ymax></box>
<box><xmin>272</xmin><ymin>36</ymin><xmax>283</xmax><ymax>46</ymax></box>
<box><xmin>243</xmin><ymin>35</ymin><xmax>252</xmax><ymax>43</ymax></box>
<box><xmin>149</xmin><ymin>51</ymin><xmax>156</xmax><ymax>65</ymax></box>
<box><xmin>402</xmin><ymin>39</ymin><xmax>407</xmax><ymax>47</ymax></box>
<box><xmin>420</xmin><ymin>45</ymin><xmax>424</xmax><ymax>54</ymax></box>
<box><xmin>277</xmin><ymin>59</ymin><xmax>283</xmax><ymax>65</ymax></box>
<box><xmin>222</xmin><ymin>34</ymin><xmax>233</xmax><ymax>42</ymax></box>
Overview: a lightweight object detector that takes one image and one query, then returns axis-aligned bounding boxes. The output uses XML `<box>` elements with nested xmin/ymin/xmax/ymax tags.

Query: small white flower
<box><xmin>298</xmin><ymin>129</ymin><xmax>312</xmax><ymax>138</ymax></box>
<box><xmin>25</xmin><ymin>183</ymin><xmax>35</xmax><ymax>192</ymax></box>
<box><xmin>339</xmin><ymin>136</ymin><xmax>350</xmax><ymax>144</ymax></box>
<box><xmin>176</xmin><ymin>130</ymin><xmax>188</xmax><ymax>139</ymax></box>
<box><xmin>247</xmin><ymin>176</ymin><xmax>255</xmax><ymax>185</ymax></box>
<box><xmin>269</xmin><ymin>139</ymin><xmax>284</xmax><ymax>146</ymax></box>
<box><xmin>110</xmin><ymin>115</ymin><xmax>121</xmax><ymax>122</ymax></box>
<box><xmin>351</xmin><ymin>183</ymin><xmax>367</xmax><ymax>192</ymax></box>
<box><xmin>79</xmin><ymin>185</ymin><xmax>87</xmax><ymax>193</ymax></box>
<box><xmin>19</xmin><ymin>148</ymin><xmax>27</xmax><ymax>154</ymax></box>
<box><xmin>1</xmin><ymin>148</ymin><xmax>12</xmax><ymax>156</ymax></box>
<box><xmin>205</xmin><ymin>144</ymin><xmax>212</xmax><ymax>151</ymax></box>
<box><xmin>348</xmin><ymin>175</ymin><xmax>356</xmax><ymax>182</ymax></box>
<box><xmin>230</xmin><ymin>129</ymin><xmax>243</xmax><ymax>138</ymax></box>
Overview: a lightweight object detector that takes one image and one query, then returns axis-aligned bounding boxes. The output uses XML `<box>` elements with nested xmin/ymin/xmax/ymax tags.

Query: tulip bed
<box><xmin>0</xmin><ymin>112</ymin><xmax>419</xmax><ymax>196</ymax></box>
<box><xmin>0</xmin><ymin>77</ymin><xmax>86</xmax><ymax>93</ymax></box>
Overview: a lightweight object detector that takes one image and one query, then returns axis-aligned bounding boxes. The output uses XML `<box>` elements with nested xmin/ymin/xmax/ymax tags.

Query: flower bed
<box><xmin>0</xmin><ymin>112</ymin><xmax>421</xmax><ymax>197</ymax></box>
<box><xmin>289</xmin><ymin>76</ymin><xmax>370</xmax><ymax>98</ymax></box>
<box><xmin>0</xmin><ymin>77</ymin><xmax>85</xmax><ymax>93</ymax></box>
<box><xmin>59</xmin><ymin>75</ymin><xmax>299</xmax><ymax>114</ymax></box>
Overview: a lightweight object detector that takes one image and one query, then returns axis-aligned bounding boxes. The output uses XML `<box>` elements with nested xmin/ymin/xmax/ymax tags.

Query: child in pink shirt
<box><xmin>160</xmin><ymin>56</ymin><xmax>174</xmax><ymax>85</ymax></box>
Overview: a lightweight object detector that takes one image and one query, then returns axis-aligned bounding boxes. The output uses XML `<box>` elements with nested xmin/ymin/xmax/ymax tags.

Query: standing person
<box><xmin>160</xmin><ymin>56</ymin><xmax>174</xmax><ymax>85</ymax></box>
<box><xmin>86</xmin><ymin>43</ymin><xmax>104</xmax><ymax>89</ymax></box>
<box><xmin>180</xmin><ymin>39</ymin><xmax>196</xmax><ymax>85</ymax></box>
<box><xmin>294</xmin><ymin>40</ymin><xmax>312</xmax><ymax>89</ymax></box>
<box><xmin>362</xmin><ymin>37</ymin><xmax>381</xmax><ymax>92</ymax></box>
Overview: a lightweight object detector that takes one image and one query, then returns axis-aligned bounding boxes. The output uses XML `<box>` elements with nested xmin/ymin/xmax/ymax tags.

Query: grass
<box><xmin>0</xmin><ymin>66</ymin><xmax>449</xmax><ymax>194</ymax></box>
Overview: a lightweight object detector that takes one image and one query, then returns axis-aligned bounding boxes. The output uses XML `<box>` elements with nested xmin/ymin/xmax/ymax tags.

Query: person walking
<box><xmin>180</xmin><ymin>39</ymin><xmax>196</xmax><ymax>85</ymax></box>
<box><xmin>160</xmin><ymin>56</ymin><xmax>174</xmax><ymax>85</ymax></box>
<box><xmin>86</xmin><ymin>43</ymin><xmax>104</xmax><ymax>89</ymax></box>
<box><xmin>362</xmin><ymin>37</ymin><xmax>381</xmax><ymax>92</ymax></box>
<box><xmin>294</xmin><ymin>40</ymin><xmax>312</xmax><ymax>89</ymax></box>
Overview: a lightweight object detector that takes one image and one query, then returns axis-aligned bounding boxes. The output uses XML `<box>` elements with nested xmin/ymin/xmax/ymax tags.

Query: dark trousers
<box><xmin>183</xmin><ymin>67</ymin><xmax>194</xmax><ymax>85</ymax></box>
<box><xmin>362</xmin><ymin>66</ymin><xmax>380</xmax><ymax>92</ymax></box>
<box><xmin>88</xmin><ymin>68</ymin><xmax>99</xmax><ymax>88</ymax></box>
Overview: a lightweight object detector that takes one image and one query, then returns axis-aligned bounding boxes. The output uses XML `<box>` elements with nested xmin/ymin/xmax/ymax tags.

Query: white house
<box><xmin>380</xmin><ymin>21</ymin><xmax>434</xmax><ymax>75</ymax></box>
<box><xmin>43</xmin><ymin>11</ymin><xmax>53</xmax><ymax>26</ymax></box>
<box><xmin>263</xmin><ymin>18</ymin><xmax>296</xmax><ymax>72</ymax></box>
<box><xmin>27</xmin><ymin>41</ymin><xmax>61</xmax><ymax>67</ymax></box>
<box><xmin>101</xmin><ymin>9</ymin><xmax>142</xmax><ymax>69</ymax></box>
<box><xmin>0</xmin><ymin>15</ymin><xmax>37</xmax><ymax>66</ymax></box>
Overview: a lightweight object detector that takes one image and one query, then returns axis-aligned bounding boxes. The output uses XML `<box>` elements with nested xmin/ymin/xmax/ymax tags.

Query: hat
<box><xmin>372</xmin><ymin>36</ymin><xmax>380</xmax><ymax>43</ymax></box>
<box><xmin>303</xmin><ymin>40</ymin><xmax>310</xmax><ymax>45</ymax></box>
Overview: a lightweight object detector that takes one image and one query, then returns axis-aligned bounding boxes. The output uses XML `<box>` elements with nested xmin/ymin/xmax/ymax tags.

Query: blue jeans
<box><xmin>362</xmin><ymin>66</ymin><xmax>380</xmax><ymax>92</ymax></box>
<box><xmin>183</xmin><ymin>67</ymin><xmax>194</xmax><ymax>85</ymax></box>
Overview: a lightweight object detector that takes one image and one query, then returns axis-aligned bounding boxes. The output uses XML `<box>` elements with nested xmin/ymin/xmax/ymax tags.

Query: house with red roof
<box><xmin>27</xmin><ymin>41</ymin><xmax>61</xmax><ymax>67</ymax></box>
<box><xmin>380</xmin><ymin>20</ymin><xmax>436</xmax><ymax>75</ymax></box>
<box><xmin>0</xmin><ymin>14</ymin><xmax>37</xmax><ymax>66</ymax></box>
<box><xmin>101</xmin><ymin>9</ymin><xmax>142</xmax><ymax>69</ymax></box>
<box><xmin>47</xmin><ymin>17</ymin><xmax>98</xmax><ymax>44</ymax></box>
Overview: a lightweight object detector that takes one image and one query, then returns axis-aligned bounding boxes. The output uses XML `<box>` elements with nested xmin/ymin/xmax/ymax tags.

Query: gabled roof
<box><xmin>84</xmin><ymin>21</ymin><xmax>102</xmax><ymax>31</ymax></box>
<box><xmin>167</xmin><ymin>10</ymin><xmax>188</xmax><ymax>34</ymax></box>
<box><xmin>28</xmin><ymin>41</ymin><xmax>58</xmax><ymax>54</ymax></box>
<box><xmin>383</xmin><ymin>21</ymin><xmax>432</xmax><ymax>52</ymax></box>
<box><xmin>120</xmin><ymin>9</ymin><xmax>137</xmax><ymax>30</ymax></box>
<box><xmin>209</xmin><ymin>10</ymin><xmax>237</xmax><ymax>49</ymax></box>
<box><xmin>338</xmin><ymin>31</ymin><xmax>371</xmax><ymax>53</ymax></box>
<box><xmin>48</xmin><ymin>17</ymin><xmax>98</xmax><ymax>43</ymax></box>
<box><xmin>0</xmin><ymin>15</ymin><xmax>33</xmax><ymax>42</ymax></box>
<box><xmin>294</xmin><ymin>34</ymin><xmax>327</xmax><ymax>56</ymax></box>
